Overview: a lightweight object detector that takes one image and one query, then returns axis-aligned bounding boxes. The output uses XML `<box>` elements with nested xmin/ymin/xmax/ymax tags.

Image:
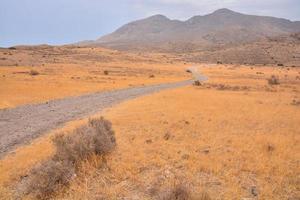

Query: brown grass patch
<box><xmin>157</xmin><ymin>184</ymin><xmax>211</xmax><ymax>200</ymax></box>
<box><xmin>19</xmin><ymin>117</ymin><xmax>116</xmax><ymax>199</ymax></box>
<box><xmin>29</xmin><ymin>69</ymin><xmax>40</xmax><ymax>76</ymax></box>
<box><xmin>103</xmin><ymin>70</ymin><xmax>109</xmax><ymax>75</ymax></box>
<box><xmin>159</xmin><ymin>184</ymin><xmax>190</xmax><ymax>200</ymax></box>
<box><xmin>193</xmin><ymin>80</ymin><xmax>201</xmax><ymax>86</ymax></box>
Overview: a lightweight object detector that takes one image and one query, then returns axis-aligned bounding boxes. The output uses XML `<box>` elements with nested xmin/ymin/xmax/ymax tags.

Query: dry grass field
<box><xmin>0</xmin><ymin>63</ymin><xmax>299</xmax><ymax>199</ymax></box>
<box><xmin>0</xmin><ymin>46</ymin><xmax>188</xmax><ymax>109</ymax></box>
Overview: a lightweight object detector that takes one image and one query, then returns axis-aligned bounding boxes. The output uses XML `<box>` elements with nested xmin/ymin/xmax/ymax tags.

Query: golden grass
<box><xmin>0</xmin><ymin>65</ymin><xmax>299</xmax><ymax>199</ymax></box>
<box><xmin>0</xmin><ymin>46</ymin><xmax>189</xmax><ymax>109</ymax></box>
<box><xmin>0</xmin><ymin>63</ymin><xmax>188</xmax><ymax>109</ymax></box>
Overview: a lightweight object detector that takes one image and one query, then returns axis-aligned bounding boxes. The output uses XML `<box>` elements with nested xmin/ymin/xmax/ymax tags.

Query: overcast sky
<box><xmin>1</xmin><ymin>0</ymin><xmax>299</xmax><ymax>47</ymax></box>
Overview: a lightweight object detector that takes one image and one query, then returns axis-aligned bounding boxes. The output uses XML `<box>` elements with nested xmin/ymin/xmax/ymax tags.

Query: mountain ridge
<box><xmin>80</xmin><ymin>8</ymin><xmax>300</xmax><ymax>52</ymax></box>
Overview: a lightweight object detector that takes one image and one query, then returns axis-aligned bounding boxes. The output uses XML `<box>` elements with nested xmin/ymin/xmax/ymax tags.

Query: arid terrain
<box><xmin>0</xmin><ymin>7</ymin><xmax>300</xmax><ymax>200</ymax></box>
<box><xmin>0</xmin><ymin>46</ymin><xmax>189</xmax><ymax>108</ymax></box>
<box><xmin>82</xmin><ymin>9</ymin><xmax>300</xmax><ymax>66</ymax></box>
<box><xmin>0</xmin><ymin>47</ymin><xmax>299</xmax><ymax>199</ymax></box>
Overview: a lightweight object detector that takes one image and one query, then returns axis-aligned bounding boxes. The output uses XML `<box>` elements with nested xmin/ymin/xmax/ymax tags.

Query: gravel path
<box><xmin>0</xmin><ymin>80</ymin><xmax>191</xmax><ymax>157</ymax></box>
<box><xmin>0</xmin><ymin>70</ymin><xmax>207</xmax><ymax>157</ymax></box>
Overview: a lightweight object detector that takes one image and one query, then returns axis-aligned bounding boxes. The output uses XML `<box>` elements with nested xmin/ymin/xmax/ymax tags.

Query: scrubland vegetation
<box><xmin>18</xmin><ymin>117</ymin><xmax>116</xmax><ymax>199</ymax></box>
<box><xmin>0</xmin><ymin>43</ymin><xmax>299</xmax><ymax>200</ymax></box>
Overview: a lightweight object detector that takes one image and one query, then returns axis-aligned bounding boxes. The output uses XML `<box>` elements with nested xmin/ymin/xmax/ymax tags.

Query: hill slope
<box><xmin>85</xmin><ymin>8</ymin><xmax>300</xmax><ymax>52</ymax></box>
<box><xmin>183</xmin><ymin>33</ymin><xmax>300</xmax><ymax>66</ymax></box>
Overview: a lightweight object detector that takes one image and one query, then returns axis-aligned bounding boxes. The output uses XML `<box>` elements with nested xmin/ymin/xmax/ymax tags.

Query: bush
<box><xmin>29</xmin><ymin>70</ymin><xmax>39</xmax><ymax>76</ymax></box>
<box><xmin>149</xmin><ymin>74</ymin><xmax>155</xmax><ymax>78</ymax></box>
<box><xmin>193</xmin><ymin>80</ymin><xmax>201</xmax><ymax>86</ymax></box>
<box><xmin>291</xmin><ymin>99</ymin><xmax>300</xmax><ymax>106</ymax></box>
<box><xmin>159</xmin><ymin>184</ymin><xmax>190</xmax><ymax>200</ymax></box>
<box><xmin>268</xmin><ymin>75</ymin><xmax>280</xmax><ymax>85</ymax></box>
<box><xmin>53</xmin><ymin>117</ymin><xmax>116</xmax><ymax>163</ymax></box>
<box><xmin>25</xmin><ymin>160</ymin><xmax>75</xmax><ymax>199</ymax></box>
<box><xmin>23</xmin><ymin>117</ymin><xmax>116</xmax><ymax>199</ymax></box>
<box><xmin>103</xmin><ymin>70</ymin><xmax>109</xmax><ymax>75</ymax></box>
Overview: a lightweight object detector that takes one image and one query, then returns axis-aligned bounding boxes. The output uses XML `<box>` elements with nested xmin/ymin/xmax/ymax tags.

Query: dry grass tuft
<box><xmin>159</xmin><ymin>184</ymin><xmax>190</xmax><ymax>200</ymax></box>
<box><xmin>196</xmin><ymin>191</ymin><xmax>212</xmax><ymax>200</ymax></box>
<box><xmin>21</xmin><ymin>117</ymin><xmax>116</xmax><ymax>199</ymax></box>
<box><xmin>29</xmin><ymin>69</ymin><xmax>40</xmax><ymax>76</ymax></box>
<box><xmin>268</xmin><ymin>75</ymin><xmax>280</xmax><ymax>85</ymax></box>
<box><xmin>24</xmin><ymin>160</ymin><xmax>75</xmax><ymax>199</ymax></box>
<box><xmin>291</xmin><ymin>99</ymin><xmax>300</xmax><ymax>106</ymax></box>
<box><xmin>103</xmin><ymin>70</ymin><xmax>109</xmax><ymax>75</ymax></box>
<box><xmin>157</xmin><ymin>184</ymin><xmax>211</xmax><ymax>200</ymax></box>
<box><xmin>193</xmin><ymin>80</ymin><xmax>201</xmax><ymax>86</ymax></box>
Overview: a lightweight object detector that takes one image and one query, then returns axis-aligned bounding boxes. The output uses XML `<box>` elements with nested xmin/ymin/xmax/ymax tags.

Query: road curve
<box><xmin>0</xmin><ymin>70</ymin><xmax>207</xmax><ymax>157</ymax></box>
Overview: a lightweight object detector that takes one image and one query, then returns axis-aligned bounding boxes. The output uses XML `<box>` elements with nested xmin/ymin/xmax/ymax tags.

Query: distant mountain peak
<box><xmin>92</xmin><ymin>8</ymin><xmax>300</xmax><ymax>51</ymax></box>
<box><xmin>147</xmin><ymin>14</ymin><xmax>169</xmax><ymax>21</ymax></box>
<box><xmin>211</xmin><ymin>8</ymin><xmax>239</xmax><ymax>16</ymax></box>
<box><xmin>213</xmin><ymin>8</ymin><xmax>235</xmax><ymax>13</ymax></box>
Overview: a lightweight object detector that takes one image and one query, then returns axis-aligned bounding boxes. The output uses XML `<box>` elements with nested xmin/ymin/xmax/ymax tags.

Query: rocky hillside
<box><xmin>83</xmin><ymin>8</ymin><xmax>300</xmax><ymax>52</ymax></box>
<box><xmin>182</xmin><ymin>33</ymin><xmax>300</xmax><ymax>66</ymax></box>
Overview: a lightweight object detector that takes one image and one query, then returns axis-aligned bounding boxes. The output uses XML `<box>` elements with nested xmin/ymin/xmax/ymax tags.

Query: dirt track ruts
<box><xmin>0</xmin><ymin>80</ymin><xmax>194</xmax><ymax>157</ymax></box>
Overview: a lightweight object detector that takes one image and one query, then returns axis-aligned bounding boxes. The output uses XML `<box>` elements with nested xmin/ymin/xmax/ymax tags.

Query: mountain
<box><xmin>82</xmin><ymin>8</ymin><xmax>300</xmax><ymax>52</ymax></box>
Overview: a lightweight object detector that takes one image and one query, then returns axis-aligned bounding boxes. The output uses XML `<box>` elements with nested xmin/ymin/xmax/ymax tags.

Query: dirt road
<box><xmin>0</xmin><ymin>69</ymin><xmax>207</xmax><ymax>157</ymax></box>
<box><xmin>0</xmin><ymin>81</ymin><xmax>190</xmax><ymax>157</ymax></box>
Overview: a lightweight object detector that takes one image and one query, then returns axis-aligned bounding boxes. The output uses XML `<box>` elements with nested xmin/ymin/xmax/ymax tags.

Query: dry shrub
<box><xmin>193</xmin><ymin>80</ymin><xmax>201</xmax><ymax>86</ymax></box>
<box><xmin>24</xmin><ymin>160</ymin><xmax>75</xmax><ymax>199</ymax></box>
<box><xmin>22</xmin><ymin>117</ymin><xmax>116</xmax><ymax>199</ymax></box>
<box><xmin>103</xmin><ymin>70</ymin><xmax>109</xmax><ymax>75</ymax></box>
<box><xmin>53</xmin><ymin>117</ymin><xmax>116</xmax><ymax>163</ymax></box>
<box><xmin>268</xmin><ymin>75</ymin><xmax>280</xmax><ymax>85</ymax></box>
<box><xmin>291</xmin><ymin>99</ymin><xmax>300</xmax><ymax>106</ymax></box>
<box><xmin>149</xmin><ymin>74</ymin><xmax>155</xmax><ymax>78</ymax></box>
<box><xmin>158</xmin><ymin>184</ymin><xmax>211</xmax><ymax>200</ymax></box>
<box><xmin>29</xmin><ymin>70</ymin><xmax>39</xmax><ymax>76</ymax></box>
<box><xmin>267</xmin><ymin>144</ymin><xmax>275</xmax><ymax>152</ymax></box>
<box><xmin>159</xmin><ymin>184</ymin><xmax>190</xmax><ymax>200</ymax></box>
<box><xmin>205</xmin><ymin>83</ymin><xmax>249</xmax><ymax>91</ymax></box>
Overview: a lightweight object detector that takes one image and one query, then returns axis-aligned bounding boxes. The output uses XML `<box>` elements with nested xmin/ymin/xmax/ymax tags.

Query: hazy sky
<box><xmin>1</xmin><ymin>0</ymin><xmax>299</xmax><ymax>47</ymax></box>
